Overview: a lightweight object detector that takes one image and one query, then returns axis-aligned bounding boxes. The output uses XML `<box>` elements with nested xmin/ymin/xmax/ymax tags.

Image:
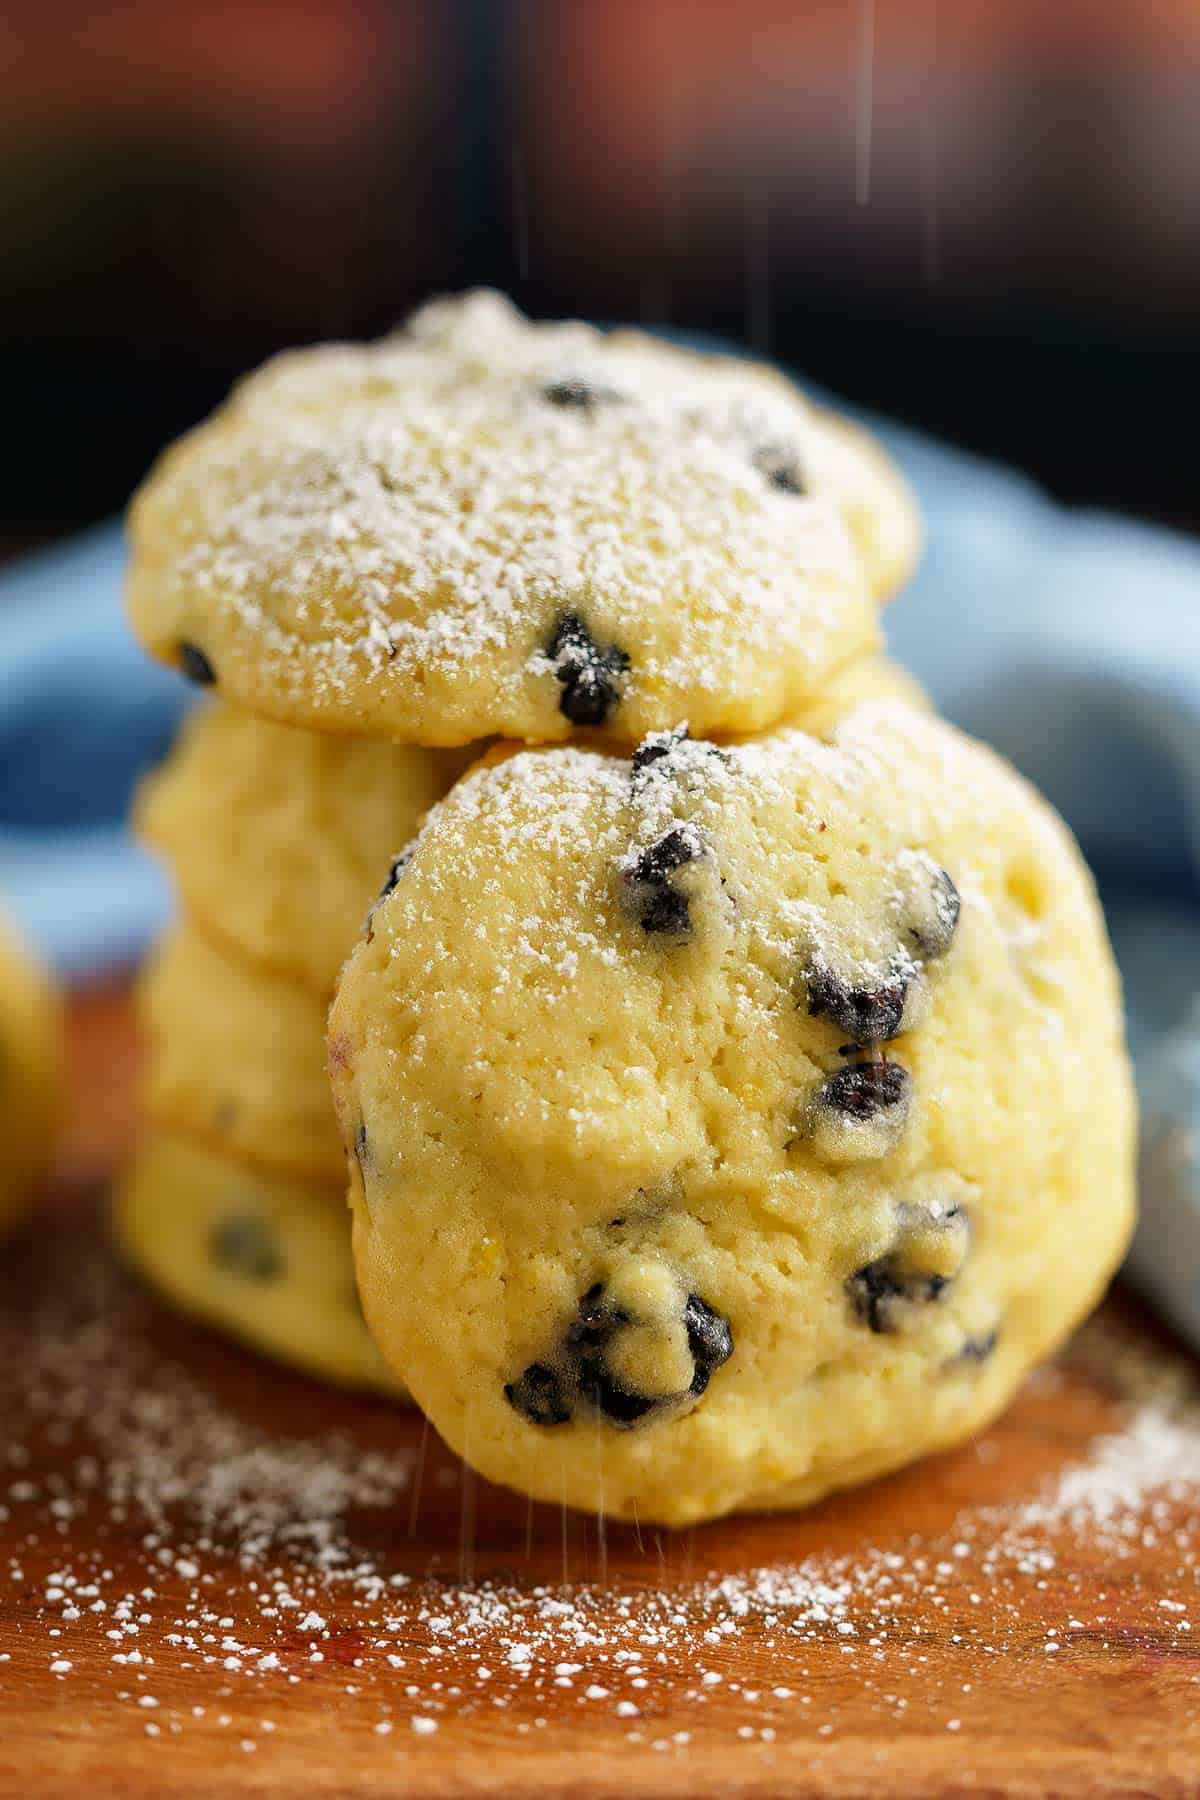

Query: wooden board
<box><xmin>2</xmin><ymin>985</ymin><xmax>1199</xmax><ymax>1799</ymax></box>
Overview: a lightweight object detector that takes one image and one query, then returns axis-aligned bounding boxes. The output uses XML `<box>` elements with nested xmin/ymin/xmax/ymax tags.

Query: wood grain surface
<box><xmin>1</xmin><ymin>985</ymin><xmax>1198</xmax><ymax>1799</ymax></box>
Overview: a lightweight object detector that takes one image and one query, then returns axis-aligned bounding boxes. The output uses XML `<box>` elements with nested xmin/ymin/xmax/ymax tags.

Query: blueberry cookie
<box><xmin>0</xmin><ymin>910</ymin><xmax>62</xmax><ymax>1238</ymax></box>
<box><xmin>803</xmin><ymin>406</ymin><xmax>922</xmax><ymax>603</ymax></box>
<box><xmin>127</xmin><ymin>290</ymin><xmax>917</xmax><ymax>746</ymax></box>
<box><xmin>328</xmin><ymin>698</ymin><xmax>1134</xmax><ymax>1526</ymax></box>
<box><xmin>138</xmin><ymin>926</ymin><xmax>342</xmax><ymax>1182</ymax></box>
<box><xmin>137</xmin><ymin>704</ymin><xmax>472</xmax><ymax>994</ymax></box>
<box><xmin>114</xmin><ymin>1134</ymin><xmax>403</xmax><ymax>1396</ymax></box>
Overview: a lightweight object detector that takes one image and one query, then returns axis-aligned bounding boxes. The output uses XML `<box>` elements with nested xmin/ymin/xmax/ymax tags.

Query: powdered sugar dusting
<box><xmin>128</xmin><ymin>291</ymin><xmax>877</xmax><ymax>740</ymax></box>
<box><xmin>3</xmin><ymin>1217</ymin><xmax>1197</xmax><ymax>1771</ymax></box>
<box><xmin>382</xmin><ymin>698</ymin><xmax>1038</xmax><ymax>1017</ymax></box>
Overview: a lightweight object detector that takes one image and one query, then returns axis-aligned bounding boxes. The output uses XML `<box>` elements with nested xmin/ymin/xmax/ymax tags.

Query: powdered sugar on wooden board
<box><xmin>2</xmin><ymin>1214</ymin><xmax>1198</xmax><ymax>1776</ymax></box>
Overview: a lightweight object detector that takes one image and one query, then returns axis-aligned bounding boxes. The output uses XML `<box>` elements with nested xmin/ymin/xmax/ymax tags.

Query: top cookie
<box><xmin>127</xmin><ymin>291</ymin><xmax>918</xmax><ymax>746</ymax></box>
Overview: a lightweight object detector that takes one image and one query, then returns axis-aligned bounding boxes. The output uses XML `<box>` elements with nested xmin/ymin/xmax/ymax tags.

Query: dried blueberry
<box><xmin>365</xmin><ymin>849</ymin><xmax>414</xmax><ymax>942</ymax></box>
<box><xmin>547</xmin><ymin>613</ymin><xmax>630</xmax><ymax>727</ymax></box>
<box><xmin>505</xmin><ymin>1362</ymin><xmax>572</xmax><ymax>1427</ymax></box>
<box><xmin>633</xmin><ymin>827</ymin><xmax>702</xmax><ymax>887</ymax></box>
<box><xmin>575</xmin><ymin>1360</ymin><xmax>659</xmax><ymax>1426</ymax></box>
<box><xmin>848</xmin><ymin>1257</ymin><xmax>950</xmax><ymax>1334</ymax></box>
<box><xmin>683</xmin><ymin>1293</ymin><xmax>734</xmax><ymax>1397</ymax></box>
<box><xmin>508</xmin><ymin>1276</ymin><xmax>731</xmax><ymax>1429</ymax></box>
<box><xmin>566</xmin><ymin>1284</ymin><xmax>651</xmax><ymax>1425</ymax></box>
<box><xmin>211</xmin><ymin>1214</ymin><xmax>282</xmax><ymax>1282</ymax></box>
<box><xmin>954</xmin><ymin>1328</ymin><xmax>999</xmax><ymax>1364</ymax></box>
<box><xmin>847</xmin><ymin>1200</ymin><xmax>969</xmax><ymax>1332</ymax></box>
<box><xmin>631</xmin><ymin>724</ymin><xmax>690</xmax><ymax>776</ymax></box>
<box><xmin>630</xmin><ymin>725</ymin><xmax>728</xmax><ymax>785</ymax></box>
<box><xmin>566</xmin><ymin>1281</ymin><xmax>731</xmax><ymax>1427</ymax></box>
<box><xmin>805</xmin><ymin>959</ymin><xmax>911</xmax><ymax>1046</ymax></box>
<box><xmin>820</xmin><ymin>1059</ymin><xmax>910</xmax><ymax>1122</ymax></box>
<box><xmin>906</xmin><ymin>868</ymin><xmax>961</xmax><ymax>959</ymax></box>
<box><xmin>847</xmin><ymin>1258</ymin><xmax>926</xmax><ymax>1334</ymax></box>
<box><xmin>623</xmin><ymin>824</ymin><xmax>706</xmax><ymax>937</ymax></box>
<box><xmin>801</xmin><ymin>1057</ymin><xmax>913</xmax><ymax>1163</ymax></box>
<box><xmin>178</xmin><ymin>641</ymin><xmax>216</xmax><ymax>687</ymax></box>
<box><xmin>375</xmin><ymin>848</ymin><xmax>412</xmax><ymax>907</ymax></box>
<box><xmin>753</xmin><ymin>443</ymin><xmax>806</xmax><ymax>496</ymax></box>
<box><xmin>541</xmin><ymin>376</ymin><xmax>621</xmax><ymax>409</ymax></box>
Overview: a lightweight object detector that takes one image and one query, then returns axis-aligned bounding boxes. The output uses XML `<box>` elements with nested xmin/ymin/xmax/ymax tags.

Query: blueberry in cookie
<box><xmin>546</xmin><ymin>613</ymin><xmax>630</xmax><ymax>729</ymax></box>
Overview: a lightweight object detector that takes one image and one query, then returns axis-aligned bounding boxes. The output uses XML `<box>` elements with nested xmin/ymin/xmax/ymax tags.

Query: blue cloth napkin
<box><xmin>2</xmin><ymin>369</ymin><xmax>1198</xmax><ymax>1346</ymax></box>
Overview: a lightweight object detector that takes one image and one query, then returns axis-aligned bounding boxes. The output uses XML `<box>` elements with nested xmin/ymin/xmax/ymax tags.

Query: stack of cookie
<box><xmin>122</xmin><ymin>292</ymin><xmax>1135</xmax><ymax>1525</ymax></box>
<box><xmin>124</xmin><ymin>704</ymin><xmax>469</xmax><ymax>1392</ymax></box>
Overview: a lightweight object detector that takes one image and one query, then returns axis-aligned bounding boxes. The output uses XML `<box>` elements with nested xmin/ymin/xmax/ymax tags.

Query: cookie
<box><xmin>138</xmin><ymin>925</ymin><xmax>341</xmax><ymax>1182</ymax></box>
<box><xmin>137</xmin><ymin>703</ymin><xmax>473</xmax><ymax>994</ymax></box>
<box><xmin>328</xmin><ymin>696</ymin><xmax>1134</xmax><ymax>1526</ymax></box>
<box><xmin>127</xmin><ymin>290</ymin><xmax>917</xmax><ymax>746</ymax></box>
<box><xmin>804</xmin><ymin>405</ymin><xmax>923</xmax><ymax>602</ymax></box>
<box><xmin>113</xmin><ymin>1134</ymin><xmax>403</xmax><ymax>1396</ymax></box>
<box><xmin>0</xmin><ymin>910</ymin><xmax>62</xmax><ymax>1238</ymax></box>
<box><xmin>748</xmin><ymin>649</ymin><xmax>929</xmax><ymax>740</ymax></box>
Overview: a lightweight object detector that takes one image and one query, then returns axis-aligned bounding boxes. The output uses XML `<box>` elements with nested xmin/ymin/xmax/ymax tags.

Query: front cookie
<box><xmin>127</xmin><ymin>291</ymin><xmax>913</xmax><ymax>746</ymax></box>
<box><xmin>329</xmin><ymin>698</ymin><xmax>1134</xmax><ymax>1526</ymax></box>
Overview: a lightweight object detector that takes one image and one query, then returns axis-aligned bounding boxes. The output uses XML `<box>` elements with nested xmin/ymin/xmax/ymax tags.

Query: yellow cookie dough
<box><xmin>127</xmin><ymin>290</ymin><xmax>918</xmax><ymax>747</ymax></box>
<box><xmin>114</xmin><ymin>1133</ymin><xmax>402</xmax><ymax>1396</ymax></box>
<box><xmin>806</xmin><ymin>405</ymin><xmax>922</xmax><ymax>602</ymax></box>
<box><xmin>138</xmin><ymin>924</ymin><xmax>341</xmax><ymax>1182</ymax></box>
<box><xmin>137</xmin><ymin>703</ymin><xmax>472</xmax><ymax>994</ymax></box>
<box><xmin>754</xmin><ymin>650</ymin><xmax>929</xmax><ymax>739</ymax></box>
<box><xmin>0</xmin><ymin>909</ymin><xmax>61</xmax><ymax>1237</ymax></box>
<box><xmin>328</xmin><ymin>697</ymin><xmax>1134</xmax><ymax>1527</ymax></box>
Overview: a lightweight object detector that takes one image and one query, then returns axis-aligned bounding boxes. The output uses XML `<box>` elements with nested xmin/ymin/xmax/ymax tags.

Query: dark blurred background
<box><xmin>2</xmin><ymin>0</ymin><xmax>1198</xmax><ymax>538</ymax></box>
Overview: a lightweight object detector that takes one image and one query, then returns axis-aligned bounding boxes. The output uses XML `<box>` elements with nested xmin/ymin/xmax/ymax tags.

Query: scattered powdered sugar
<box><xmin>983</xmin><ymin>1329</ymin><xmax>1200</xmax><ymax>1553</ymax></box>
<box><xmin>2</xmin><ymin>1222</ymin><xmax>1198</xmax><ymax>1771</ymax></box>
